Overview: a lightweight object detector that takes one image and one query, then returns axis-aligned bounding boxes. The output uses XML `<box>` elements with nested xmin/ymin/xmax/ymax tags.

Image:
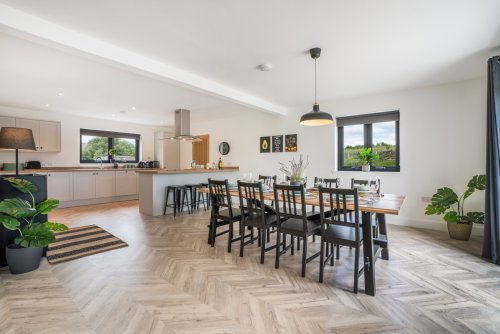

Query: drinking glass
<box><xmin>248</xmin><ymin>172</ymin><xmax>253</xmax><ymax>181</ymax></box>
<box><xmin>336</xmin><ymin>177</ymin><xmax>344</xmax><ymax>188</ymax></box>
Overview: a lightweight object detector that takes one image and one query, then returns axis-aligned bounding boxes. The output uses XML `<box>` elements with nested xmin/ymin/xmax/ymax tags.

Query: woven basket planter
<box><xmin>447</xmin><ymin>222</ymin><xmax>473</xmax><ymax>241</ymax></box>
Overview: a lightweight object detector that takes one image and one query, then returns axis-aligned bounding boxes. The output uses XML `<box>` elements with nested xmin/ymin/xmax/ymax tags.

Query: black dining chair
<box><xmin>258</xmin><ymin>175</ymin><xmax>277</xmax><ymax>186</ymax></box>
<box><xmin>312</xmin><ymin>177</ymin><xmax>340</xmax><ymax>213</ymax></box>
<box><xmin>273</xmin><ymin>184</ymin><xmax>321</xmax><ymax>277</ymax></box>
<box><xmin>237</xmin><ymin>181</ymin><xmax>279</xmax><ymax>264</ymax></box>
<box><xmin>318</xmin><ymin>186</ymin><xmax>364</xmax><ymax>293</ymax></box>
<box><xmin>350</xmin><ymin>178</ymin><xmax>381</xmax><ymax>236</ymax></box>
<box><xmin>208</xmin><ymin>179</ymin><xmax>249</xmax><ymax>253</ymax></box>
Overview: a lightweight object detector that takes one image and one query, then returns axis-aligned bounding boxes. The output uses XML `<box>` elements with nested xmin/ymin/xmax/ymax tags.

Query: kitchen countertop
<box><xmin>136</xmin><ymin>167</ymin><xmax>239</xmax><ymax>174</ymax></box>
<box><xmin>0</xmin><ymin>167</ymin><xmax>239</xmax><ymax>175</ymax></box>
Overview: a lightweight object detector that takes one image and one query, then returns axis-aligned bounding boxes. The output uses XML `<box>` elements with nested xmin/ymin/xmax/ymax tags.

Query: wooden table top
<box><xmin>199</xmin><ymin>187</ymin><xmax>406</xmax><ymax>216</ymax></box>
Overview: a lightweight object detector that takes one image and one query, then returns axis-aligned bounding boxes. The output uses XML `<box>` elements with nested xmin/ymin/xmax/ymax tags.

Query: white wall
<box><xmin>187</xmin><ymin>78</ymin><xmax>487</xmax><ymax>233</ymax></box>
<box><xmin>0</xmin><ymin>105</ymin><xmax>162</xmax><ymax>167</ymax></box>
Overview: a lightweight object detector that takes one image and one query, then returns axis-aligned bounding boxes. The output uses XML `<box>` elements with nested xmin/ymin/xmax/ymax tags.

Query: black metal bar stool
<box><xmin>185</xmin><ymin>184</ymin><xmax>208</xmax><ymax>211</ymax></box>
<box><xmin>163</xmin><ymin>185</ymin><xmax>191</xmax><ymax>217</ymax></box>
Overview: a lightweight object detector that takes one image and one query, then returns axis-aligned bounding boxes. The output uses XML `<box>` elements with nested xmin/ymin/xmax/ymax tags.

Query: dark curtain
<box><xmin>484</xmin><ymin>55</ymin><xmax>500</xmax><ymax>264</ymax></box>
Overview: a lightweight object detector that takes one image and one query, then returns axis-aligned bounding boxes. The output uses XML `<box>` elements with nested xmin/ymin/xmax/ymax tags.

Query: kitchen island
<box><xmin>137</xmin><ymin>168</ymin><xmax>239</xmax><ymax>216</ymax></box>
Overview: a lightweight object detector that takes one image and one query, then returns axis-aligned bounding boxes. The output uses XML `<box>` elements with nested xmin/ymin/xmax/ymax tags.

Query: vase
<box><xmin>362</xmin><ymin>165</ymin><xmax>370</xmax><ymax>172</ymax></box>
<box><xmin>5</xmin><ymin>244</ymin><xmax>43</xmax><ymax>274</ymax></box>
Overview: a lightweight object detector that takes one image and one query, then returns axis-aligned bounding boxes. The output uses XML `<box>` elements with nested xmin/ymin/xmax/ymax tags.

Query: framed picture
<box><xmin>285</xmin><ymin>134</ymin><xmax>297</xmax><ymax>152</ymax></box>
<box><xmin>260</xmin><ymin>136</ymin><xmax>271</xmax><ymax>153</ymax></box>
<box><xmin>272</xmin><ymin>135</ymin><xmax>283</xmax><ymax>153</ymax></box>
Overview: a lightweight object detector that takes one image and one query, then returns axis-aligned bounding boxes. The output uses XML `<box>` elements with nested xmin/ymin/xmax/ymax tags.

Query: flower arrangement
<box><xmin>279</xmin><ymin>155</ymin><xmax>309</xmax><ymax>183</ymax></box>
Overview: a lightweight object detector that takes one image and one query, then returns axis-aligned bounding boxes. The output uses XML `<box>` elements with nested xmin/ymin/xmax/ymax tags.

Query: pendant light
<box><xmin>300</xmin><ymin>47</ymin><xmax>333</xmax><ymax>126</ymax></box>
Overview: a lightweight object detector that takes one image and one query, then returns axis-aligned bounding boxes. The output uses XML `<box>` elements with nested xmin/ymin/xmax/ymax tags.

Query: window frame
<box><xmin>80</xmin><ymin>129</ymin><xmax>140</xmax><ymax>164</ymax></box>
<box><xmin>337</xmin><ymin>111</ymin><xmax>400</xmax><ymax>172</ymax></box>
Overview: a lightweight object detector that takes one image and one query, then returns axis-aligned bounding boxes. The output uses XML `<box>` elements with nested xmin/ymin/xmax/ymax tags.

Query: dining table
<box><xmin>199</xmin><ymin>184</ymin><xmax>406</xmax><ymax>296</ymax></box>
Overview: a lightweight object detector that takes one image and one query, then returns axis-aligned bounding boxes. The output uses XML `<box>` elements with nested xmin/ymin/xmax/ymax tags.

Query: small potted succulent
<box><xmin>0</xmin><ymin>177</ymin><xmax>67</xmax><ymax>274</ymax></box>
<box><xmin>279</xmin><ymin>154</ymin><xmax>309</xmax><ymax>185</ymax></box>
<box><xmin>359</xmin><ymin>148</ymin><xmax>379</xmax><ymax>172</ymax></box>
<box><xmin>425</xmin><ymin>174</ymin><xmax>485</xmax><ymax>241</ymax></box>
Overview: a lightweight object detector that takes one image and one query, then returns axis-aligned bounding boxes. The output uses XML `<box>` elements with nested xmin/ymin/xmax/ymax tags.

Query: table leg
<box><xmin>362</xmin><ymin>211</ymin><xmax>375</xmax><ymax>296</ymax></box>
<box><xmin>377</xmin><ymin>213</ymin><xmax>389</xmax><ymax>260</ymax></box>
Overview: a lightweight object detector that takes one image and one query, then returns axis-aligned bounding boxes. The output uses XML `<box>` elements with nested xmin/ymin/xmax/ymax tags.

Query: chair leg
<box><xmin>301</xmin><ymin>236</ymin><xmax>307</xmax><ymax>277</ymax></box>
<box><xmin>290</xmin><ymin>235</ymin><xmax>294</xmax><ymax>256</ymax></box>
<box><xmin>354</xmin><ymin>245</ymin><xmax>360</xmax><ymax>294</ymax></box>
<box><xmin>336</xmin><ymin>244</ymin><xmax>340</xmax><ymax>260</ymax></box>
<box><xmin>313</xmin><ymin>234</ymin><xmax>316</xmax><ymax>242</ymax></box>
<box><xmin>275</xmin><ymin>232</ymin><xmax>281</xmax><ymax>269</ymax></box>
<box><xmin>173</xmin><ymin>188</ymin><xmax>177</xmax><ymax>217</ymax></box>
<box><xmin>210</xmin><ymin>217</ymin><xmax>216</xmax><ymax>247</ymax></box>
<box><xmin>260</xmin><ymin>228</ymin><xmax>266</xmax><ymax>264</ymax></box>
<box><xmin>330</xmin><ymin>243</ymin><xmax>334</xmax><ymax>266</ymax></box>
<box><xmin>266</xmin><ymin>228</ymin><xmax>270</xmax><ymax>243</ymax></box>
<box><xmin>228</xmin><ymin>222</ymin><xmax>233</xmax><ymax>253</ymax></box>
<box><xmin>239</xmin><ymin>220</ymin><xmax>245</xmax><ymax>257</ymax></box>
<box><xmin>319</xmin><ymin>236</ymin><xmax>325</xmax><ymax>283</ymax></box>
<box><xmin>297</xmin><ymin>237</ymin><xmax>301</xmax><ymax>251</ymax></box>
<box><xmin>164</xmin><ymin>188</ymin><xmax>170</xmax><ymax>215</ymax></box>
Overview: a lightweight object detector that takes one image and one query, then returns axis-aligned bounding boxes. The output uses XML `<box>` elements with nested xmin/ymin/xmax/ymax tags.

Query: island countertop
<box><xmin>136</xmin><ymin>167</ymin><xmax>239</xmax><ymax>174</ymax></box>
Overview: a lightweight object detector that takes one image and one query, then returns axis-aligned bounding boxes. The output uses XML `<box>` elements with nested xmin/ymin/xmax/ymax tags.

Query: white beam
<box><xmin>0</xmin><ymin>4</ymin><xmax>287</xmax><ymax>116</ymax></box>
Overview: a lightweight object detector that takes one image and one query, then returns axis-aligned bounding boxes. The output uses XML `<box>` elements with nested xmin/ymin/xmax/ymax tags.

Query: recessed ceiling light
<box><xmin>58</xmin><ymin>92</ymin><xmax>63</xmax><ymax>97</ymax></box>
<box><xmin>257</xmin><ymin>64</ymin><xmax>273</xmax><ymax>71</ymax></box>
<box><xmin>45</xmin><ymin>103</ymin><xmax>50</xmax><ymax>107</ymax></box>
<box><xmin>132</xmin><ymin>106</ymin><xmax>136</xmax><ymax>110</ymax></box>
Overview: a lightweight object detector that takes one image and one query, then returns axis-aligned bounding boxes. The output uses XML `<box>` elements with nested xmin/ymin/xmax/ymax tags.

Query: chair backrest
<box><xmin>237</xmin><ymin>181</ymin><xmax>266</xmax><ymax>219</ymax></box>
<box><xmin>273</xmin><ymin>183</ymin><xmax>309</xmax><ymax>230</ymax></box>
<box><xmin>208</xmin><ymin>179</ymin><xmax>234</xmax><ymax>218</ymax></box>
<box><xmin>258</xmin><ymin>175</ymin><xmax>277</xmax><ymax>186</ymax></box>
<box><xmin>318</xmin><ymin>186</ymin><xmax>360</xmax><ymax>241</ymax></box>
<box><xmin>314</xmin><ymin>177</ymin><xmax>339</xmax><ymax>188</ymax></box>
<box><xmin>351</xmin><ymin>178</ymin><xmax>381</xmax><ymax>194</ymax></box>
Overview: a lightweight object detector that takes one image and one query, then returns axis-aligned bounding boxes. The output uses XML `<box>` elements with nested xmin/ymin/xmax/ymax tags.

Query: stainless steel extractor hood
<box><xmin>163</xmin><ymin>109</ymin><xmax>201</xmax><ymax>142</ymax></box>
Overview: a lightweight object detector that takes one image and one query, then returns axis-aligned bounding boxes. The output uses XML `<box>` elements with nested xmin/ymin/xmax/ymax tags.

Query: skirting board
<box><xmin>388</xmin><ymin>216</ymin><xmax>484</xmax><ymax>237</ymax></box>
<box><xmin>58</xmin><ymin>195</ymin><xmax>138</xmax><ymax>208</ymax></box>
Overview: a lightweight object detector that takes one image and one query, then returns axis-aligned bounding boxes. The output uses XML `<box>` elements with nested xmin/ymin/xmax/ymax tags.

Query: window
<box><xmin>337</xmin><ymin>111</ymin><xmax>400</xmax><ymax>172</ymax></box>
<box><xmin>80</xmin><ymin>129</ymin><xmax>140</xmax><ymax>163</ymax></box>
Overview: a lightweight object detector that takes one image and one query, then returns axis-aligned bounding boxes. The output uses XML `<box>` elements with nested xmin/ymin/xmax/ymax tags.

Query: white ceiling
<box><xmin>0</xmin><ymin>0</ymin><xmax>499</xmax><ymax>124</ymax></box>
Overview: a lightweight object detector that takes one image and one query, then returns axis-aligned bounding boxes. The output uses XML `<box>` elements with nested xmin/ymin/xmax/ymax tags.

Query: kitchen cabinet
<box><xmin>0</xmin><ymin>116</ymin><xmax>15</xmax><ymax>130</ymax></box>
<box><xmin>95</xmin><ymin>171</ymin><xmax>115</xmax><ymax>198</ymax></box>
<box><xmin>115</xmin><ymin>170</ymin><xmax>138</xmax><ymax>196</ymax></box>
<box><xmin>15</xmin><ymin>118</ymin><xmax>61</xmax><ymax>152</ymax></box>
<box><xmin>73</xmin><ymin>172</ymin><xmax>95</xmax><ymax>200</ymax></box>
<box><xmin>46</xmin><ymin>172</ymin><xmax>73</xmax><ymax>201</ymax></box>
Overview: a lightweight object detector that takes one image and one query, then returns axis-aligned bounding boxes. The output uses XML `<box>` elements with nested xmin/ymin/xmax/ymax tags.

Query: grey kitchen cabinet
<box><xmin>0</xmin><ymin>116</ymin><xmax>15</xmax><ymax>130</ymax></box>
<box><xmin>45</xmin><ymin>172</ymin><xmax>74</xmax><ymax>201</ymax></box>
<box><xmin>14</xmin><ymin>118</ymin><xmax>61</xmax><ymax>152</ymax></box>
<box><xmin>73</xmin><ymin>172</ymin><xmax>95</xmax><ymax>200</ymax></box>
<box><xmin>115</xmin><ymin>170</ymin><xmax>138</xmax><ymax>196</ymax></box>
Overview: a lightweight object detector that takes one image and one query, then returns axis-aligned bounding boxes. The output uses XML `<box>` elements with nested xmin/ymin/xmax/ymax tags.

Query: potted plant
<box><xmin>0</xmin><ymin>177</ymin><xmax>67</xmax><ymax>274</ymax></box>
<box><xmin>359</xmin><ymin>147</ymin><xmax>379</xmax><ymax>172</ymax></box>
<box><xmin>109</xmin><ymin>148</ymin><xmax>118</xmax><ymax>169</ymax></box>
<box><xmin>279</xmin><ymin>155</ymin><xmax>309</xmax><ymax>185</ymax></box>
<box><xmin>425</xmin><ymin>174</ymin><xmax>485</xmax><ymax>241</ymax></box>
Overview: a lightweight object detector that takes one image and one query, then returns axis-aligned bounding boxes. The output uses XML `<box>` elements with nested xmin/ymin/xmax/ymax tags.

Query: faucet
<box><xmin>95</xmin><ymin>157</ymin><xmax>103</xmax><ymax>169</ymax></box>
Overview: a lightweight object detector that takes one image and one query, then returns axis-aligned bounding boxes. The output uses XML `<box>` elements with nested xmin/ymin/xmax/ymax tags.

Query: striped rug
<box><xmin>46</xmin><ymin>225</ymin><xmax>128</xmax><ymax>264</ymax></box>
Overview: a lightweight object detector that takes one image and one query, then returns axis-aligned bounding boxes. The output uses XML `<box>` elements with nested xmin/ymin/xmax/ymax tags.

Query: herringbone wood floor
<box><xmin>1</xmin><ymin>200</ymin><xmax>499</xmax><ymax>334</ymax></box>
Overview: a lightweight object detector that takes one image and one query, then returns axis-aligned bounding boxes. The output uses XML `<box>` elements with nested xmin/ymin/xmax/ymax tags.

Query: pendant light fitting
<box><xmin>299</xmin><ymin>47</ymin><xmax>333</xmax><ymax>126</ymax></box>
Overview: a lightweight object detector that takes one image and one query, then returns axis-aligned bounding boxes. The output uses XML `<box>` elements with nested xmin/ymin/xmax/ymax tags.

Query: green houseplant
<box><xmin>425</xmin><ymin>174</ymin><xmax>486</xmax><ymax>241</ymax></box>
<box><xmin>279</xmin><ymin>155</ymin><xmax>309</xmax><ymax>184</ymax></box>
<box><xmin>359</xmin><ymin>148</ymin><xmax>379</xmax><ymax>172</ymax></box>
<box><xmin>0</xmin><ymin>177</ymin><xmax>67</xmax><ymax>274</ymax></box>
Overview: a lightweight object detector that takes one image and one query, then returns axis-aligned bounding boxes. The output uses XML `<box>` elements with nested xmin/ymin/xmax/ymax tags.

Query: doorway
<box><xmin>192</xmin><ymin>134</ymin><xmax>210</xmax><ymax>166</ymax></box>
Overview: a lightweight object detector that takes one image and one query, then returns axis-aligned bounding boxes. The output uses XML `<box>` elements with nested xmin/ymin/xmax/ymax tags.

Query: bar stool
<box><xmin>163</xmin><ymin>185</ymin><xmax>191</xmax><ymax>217</ymax></box>
<box><xmin>185</xmin><ymin>184</ymin><xmax>206</xmax><ymax>211</ymax></box>
<box><xmin>201</xmin><ymin>182</ymin><xmax>211</xmax><ymax>209</ymax></box>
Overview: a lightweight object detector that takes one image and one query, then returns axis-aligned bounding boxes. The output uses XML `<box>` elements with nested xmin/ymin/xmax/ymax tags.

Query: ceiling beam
<box><xmin>0</xmin><ymin>4</ymin><xmax>288</xmax><ymax>116</ymax></box>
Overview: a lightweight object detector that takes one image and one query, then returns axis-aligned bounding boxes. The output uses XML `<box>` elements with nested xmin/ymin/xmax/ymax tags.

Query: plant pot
<box><xmin>290</xmin><ymin>181</ymin><xmax>302</xmax><ymax>186</ymax></box>
<box><xmin>361</xmin><ymin>165</ymin><xmax>370</xmax><ymax>172</ymax></box>
<box><xmin>5</xmin><ymin>244</ymin><xmax>43</xmax><ymax>274</ymax></box>
<box><xmin>447</xmin><ymin>222</ymin><xmax>473</xmax><ymax>241</ymax></box>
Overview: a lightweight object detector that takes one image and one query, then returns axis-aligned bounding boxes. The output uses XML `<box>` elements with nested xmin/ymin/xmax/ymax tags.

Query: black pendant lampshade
<box><xmin>0</xmin><ymin>127</ymin><xmax>37</xmax><ymax>175</ymax></box>
<box><xmin>300</xmin><ymin>47</ymin><xmax>333</xmax><ymax>126</ymax></box>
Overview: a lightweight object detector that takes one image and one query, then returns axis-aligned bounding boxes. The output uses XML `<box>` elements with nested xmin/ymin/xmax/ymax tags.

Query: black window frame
<box><xmin>80</xmin><ymin>129</ymin><xmax>140</xmax><ymax>163</ymax></box>
<box><xmin>337</xmin><ymin>110</ymin><xmax>400</xmax><ymax>172</ymax></box>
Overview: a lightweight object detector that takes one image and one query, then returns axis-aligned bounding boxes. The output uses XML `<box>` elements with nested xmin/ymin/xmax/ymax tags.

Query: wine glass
<box><xmin>336</xmin><ymin>177</ymin><xmax>344</xmax><ymax>188</ymax></box>
<box><xmin>243</xmin><ymin>173</ymin><xmax>248</xmax><ymax>181</ymax></box>
<box><xmin>248</xmin><ymin>172</ymin><xmax>253</xmax><ymax>181</ymax></box>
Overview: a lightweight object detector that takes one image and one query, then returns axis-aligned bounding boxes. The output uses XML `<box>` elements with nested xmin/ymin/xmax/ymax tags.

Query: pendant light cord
<box><xmin>314</xmin><ymin>58</ymin><xmax>317</xmax><ymax>103</ymax></box>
